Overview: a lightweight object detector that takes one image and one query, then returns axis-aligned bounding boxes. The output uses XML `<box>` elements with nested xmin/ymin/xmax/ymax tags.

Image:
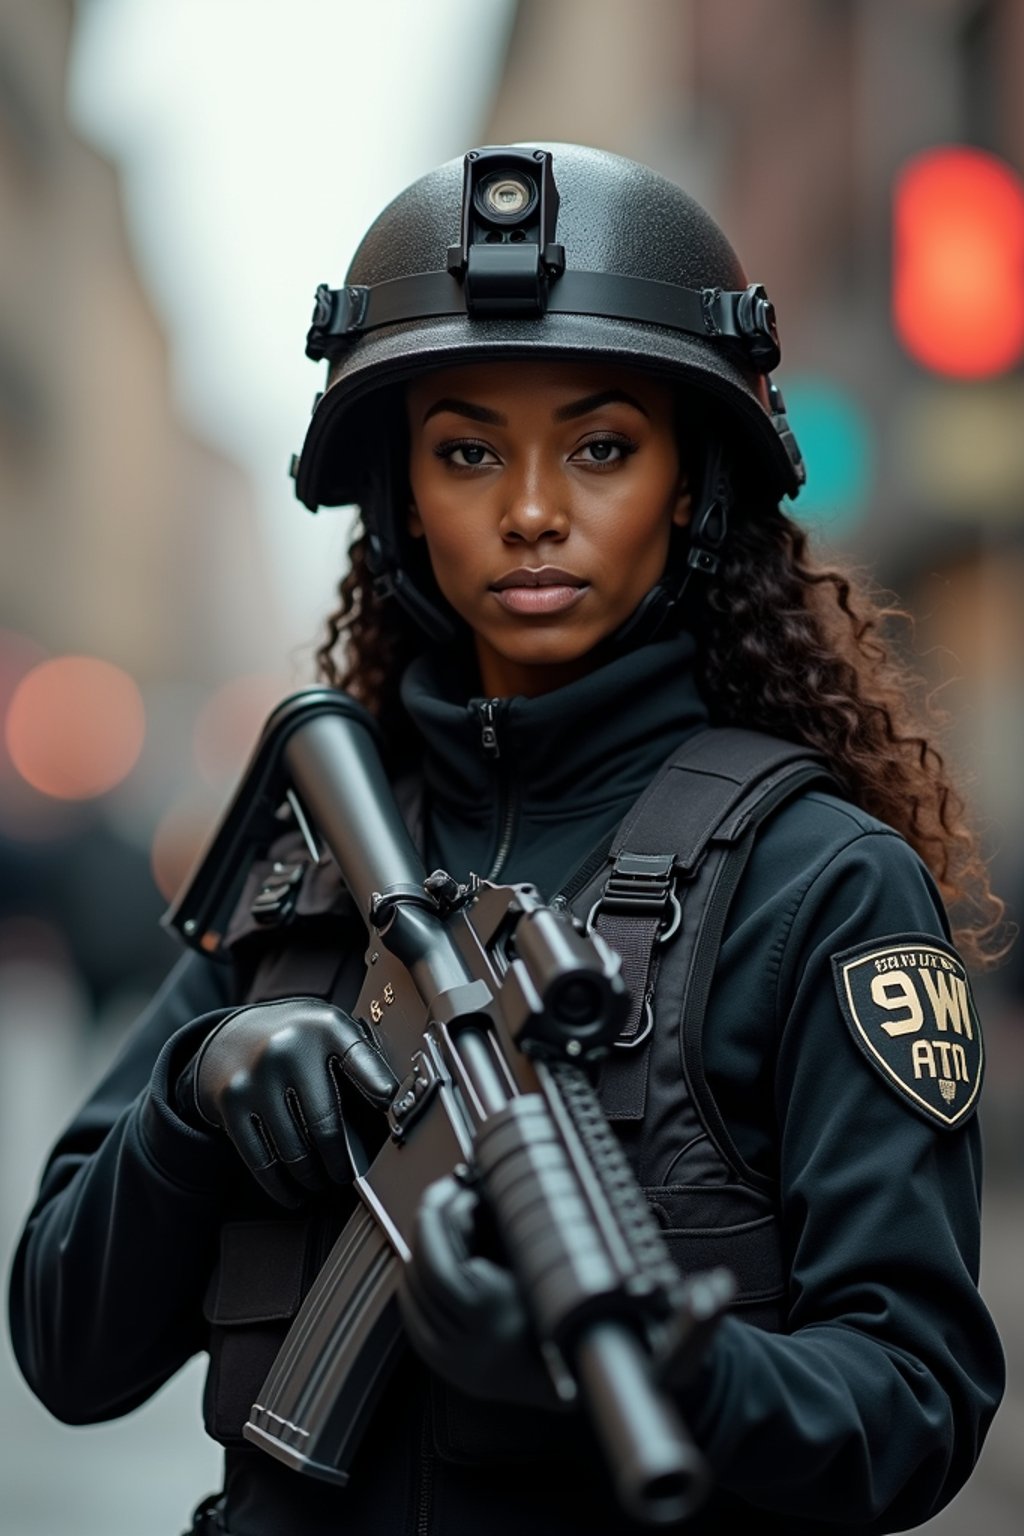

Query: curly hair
<box><xmin>314</xmin><ymin>492</ymin><xmax>1007</xmax><ymax>971</ymax></box>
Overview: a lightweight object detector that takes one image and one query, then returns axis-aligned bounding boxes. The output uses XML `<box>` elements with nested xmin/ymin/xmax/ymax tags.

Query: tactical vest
<box><xmin>198</xmin><ymin>728</ymin><xmax>832</xmax><ymax>1467</ymax></box>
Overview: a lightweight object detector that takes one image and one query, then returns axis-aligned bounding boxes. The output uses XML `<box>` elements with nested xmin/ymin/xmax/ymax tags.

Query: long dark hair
<box><xmin>314</xmin><ymin>470</ymin><xmax>1007</xmax><ymax>971</ymax></box>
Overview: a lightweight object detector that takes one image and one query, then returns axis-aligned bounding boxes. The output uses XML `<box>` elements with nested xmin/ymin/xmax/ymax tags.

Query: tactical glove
<box><xmin>400</xmin><ymin>1172</ymin><xmax>736</xmax><ymax>1418</ymax></box>
<box><xmin>398</xmin><ymin>1172</ymin><xmax>570</xmax><ymax>1412</ymax></box>
<box><xmin>180</xmin><ymin>997</ymin><xmax>398</xmax><ymax>1207</ymax></box>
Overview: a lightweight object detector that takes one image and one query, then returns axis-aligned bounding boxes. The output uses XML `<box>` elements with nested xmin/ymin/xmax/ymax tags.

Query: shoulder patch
<box><xmin>831</xmin><ymin>934</ymin><xmax>983</xmax><ymax>1129</ymax></box>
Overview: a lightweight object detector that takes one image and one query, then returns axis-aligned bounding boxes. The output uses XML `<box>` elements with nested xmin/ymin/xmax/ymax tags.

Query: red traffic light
<box><xmin>893</xmin><ymin>147</ymin><xmax>1024</xmax><ymax>378</ymax></box>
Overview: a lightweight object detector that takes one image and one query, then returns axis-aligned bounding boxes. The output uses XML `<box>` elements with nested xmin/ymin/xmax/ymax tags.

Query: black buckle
<box><xmin>305</xmin><ymin>283</ymin><xmax>370</xmax><ymax>360</ymax></box>
<box><xmin>701</xmin><ymin>282</ymin><xmax>781</xmax><ymax>373</ymax></box>
<box><xmin>250</xmin><ymin>860</ymin><xmax>305</xmax><ymax>926</ymax></box>
<box><xmin>767</xmin><ymin>379</ymin><xmax>807</xmax><ymax>486</ymax></box>
<box><xmin>587</xmin><ymin>853</ymin><xmax>682</xmax><ymax>943</ymax></box>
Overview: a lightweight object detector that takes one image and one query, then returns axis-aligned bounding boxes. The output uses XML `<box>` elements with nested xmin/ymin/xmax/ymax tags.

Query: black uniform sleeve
<box><xmin>679</xmin><ymin>829</ymin><xmax>1005</xmax><ymax>1532</ymax></box>
<box><xmin>8</xmin><ymin>951</ymin><xmax>241</xmax><ymax>1424</ymax></box>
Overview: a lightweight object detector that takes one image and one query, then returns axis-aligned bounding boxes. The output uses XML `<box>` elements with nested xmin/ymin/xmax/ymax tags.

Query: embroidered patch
<box><xmin>831</xmin><ymin>935</ymin><xmax>983</xmax><ymax>1128</ymax></box>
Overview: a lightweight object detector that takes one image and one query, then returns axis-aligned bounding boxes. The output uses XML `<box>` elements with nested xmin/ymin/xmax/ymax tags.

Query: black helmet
<box><xmin>291</xmin><ymin>143</ymin><xmax>805</xmax><ymax>642</ymax></box>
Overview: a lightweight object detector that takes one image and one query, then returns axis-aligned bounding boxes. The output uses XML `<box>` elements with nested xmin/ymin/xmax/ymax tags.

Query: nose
<box><xmin>497</xmin><ymin>459</ymin><xmax>570</xmax><ymax>544</ymax></box>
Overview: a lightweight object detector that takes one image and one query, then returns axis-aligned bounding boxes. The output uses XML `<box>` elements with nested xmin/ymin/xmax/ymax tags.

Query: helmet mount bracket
<box><xmin>446</xmin><ymin>147</ymin><xmax>566</xmax><ymax>317</ymax></box>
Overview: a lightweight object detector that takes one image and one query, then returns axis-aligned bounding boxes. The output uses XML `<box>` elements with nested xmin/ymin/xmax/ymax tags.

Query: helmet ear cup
<box><xmin>597</xmin><ymin>440</ymin><xmax>733</xmax><ymax>656</ymax></box>
<box><xmin>363</xmin><ymin>467</ymin><xmax>460</xmax><ymax>648</ymax></box>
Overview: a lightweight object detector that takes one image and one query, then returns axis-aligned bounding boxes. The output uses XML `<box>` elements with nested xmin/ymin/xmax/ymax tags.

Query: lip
<box><xmin>489</xmin><ymin>572</ymin><xmax>591</xmax><ymax>617</ymax></box>
<box><xmin>490</xmin><ymin>566</ymin><xmax>587</xmax><ymax>591</ymax></box>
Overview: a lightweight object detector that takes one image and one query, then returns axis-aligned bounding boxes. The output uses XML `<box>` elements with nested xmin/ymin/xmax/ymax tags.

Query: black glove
<box><xmin>179</xmin><ymin>997</ymin><xmax>398</xmax><ymax>1207</ymax></box>
<box><xmin>398</xmin><ymin>1173</ymin><xmax>571</xmax><ymax>1411</ymax></box>
<box><xmin>654</xmin><ymin>1267</ymin><xmax>737</xmax><ymax>1393</ymax></box>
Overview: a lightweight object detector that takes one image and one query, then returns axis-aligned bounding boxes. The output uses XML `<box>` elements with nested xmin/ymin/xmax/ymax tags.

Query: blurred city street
<box><xmin>3</xmin><ymin>2</ymin><xmax>1024</xmax><ymax>1532</ymax></box>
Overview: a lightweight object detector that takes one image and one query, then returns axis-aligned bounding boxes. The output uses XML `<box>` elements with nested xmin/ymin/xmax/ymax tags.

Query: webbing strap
<box><xmin>607</xmin><ymin>728</ymin><xmax>828</xmax><ymax>868</ymax></box>
<box><xmin>589</xmin><ymin>730</ymin><xmax>833</xmax><ymax>1121</ymax></box>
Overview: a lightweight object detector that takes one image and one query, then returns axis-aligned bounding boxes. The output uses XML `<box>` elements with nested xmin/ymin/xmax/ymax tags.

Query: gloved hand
<box><xmin>398</xmin><ymin>1172</ymin><xmax>571</xmax><ymax>1411</ymax></box>
<box><xmin>178</xmin><ymin>997</ymin><xmax>398</xmax><ymax>1207</ymax></box>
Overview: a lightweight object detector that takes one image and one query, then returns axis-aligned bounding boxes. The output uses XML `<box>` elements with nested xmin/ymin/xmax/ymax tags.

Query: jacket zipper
<box><xmin>415</xmin><ymin>1403</ymin><xmax>435</xmax><ymax>1536</ymax></box>
<box><xmin>475</xmin><ymin>699</ymin><xmax>518</xmax><ymax>880</ymax></box>
<box><xmin>553</xmin><ymin>836</ymin><xmax>615</xmax><ymax>911</ymax></box>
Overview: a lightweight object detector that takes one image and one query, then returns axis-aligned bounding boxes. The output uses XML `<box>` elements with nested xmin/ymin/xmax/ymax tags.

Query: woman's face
<box><xmin>405</xmin><ymin>359</ymin><xmax>690</xmax><ymax>698</ymax></box>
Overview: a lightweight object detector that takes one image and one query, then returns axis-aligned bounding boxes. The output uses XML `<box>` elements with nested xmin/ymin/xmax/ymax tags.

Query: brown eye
<box><xmin>434</xmin><ymin>441</ymin><xmax>499</xmax><ymax>468</ymax></box>
<box><xmin>571</xmin><ymin>435</ymin><xmax>637</xmax><ymax>466</ymax></box>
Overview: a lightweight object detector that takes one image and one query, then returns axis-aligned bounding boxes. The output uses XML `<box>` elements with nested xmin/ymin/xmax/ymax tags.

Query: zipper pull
<box><xmin>477</xmin><ymin>699</ymin><xmax>501</xmax><ymax>758</ymax></box>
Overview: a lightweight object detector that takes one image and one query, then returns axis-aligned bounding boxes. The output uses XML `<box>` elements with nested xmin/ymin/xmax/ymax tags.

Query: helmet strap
<box><xmin>367</xmin><ymin>540</ymin><xmax>458</xmax><ymax>646</ymax></box>
<box><xmin>599</xmin><ymin>439</ymin><xmax>731</xmax><ymax>654</ymax></box>
<box><xmin>364</xmin><ymin>446</ymin><xmax>459</xmax><ymax>646</ymax></box>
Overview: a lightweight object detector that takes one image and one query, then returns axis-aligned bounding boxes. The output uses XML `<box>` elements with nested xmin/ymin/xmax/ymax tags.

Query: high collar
<box><xmin>399</xmin><ymin>632</ymin><xmax>708</xmax><ymax>818</ymax></box>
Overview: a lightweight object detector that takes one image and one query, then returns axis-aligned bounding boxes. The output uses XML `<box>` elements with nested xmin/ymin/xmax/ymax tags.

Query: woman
<box><xmin>9</xmin><ymin>144</ymin><xmax>1006</xmax><ymax>1536</ymax></box>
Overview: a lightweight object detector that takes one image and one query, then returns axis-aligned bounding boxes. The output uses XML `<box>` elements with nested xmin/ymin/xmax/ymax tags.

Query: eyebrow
<box><xmin>422</xmin><ymin>398</ymin><xmax>507</xmax><ymax>425</ymax></box>
<box><xmin>420</xmin><ymin>388</ymin><xmax>650</xmax><ymax>428</ymax></box>
<box><xmin>552</xmin><ymin>389</ymin><xmax>650</xmax><ymax>421</ymax></box>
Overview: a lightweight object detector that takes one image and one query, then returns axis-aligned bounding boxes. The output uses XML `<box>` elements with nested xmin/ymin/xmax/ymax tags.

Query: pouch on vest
<box><xmin>202</xmin><ymin>1213</ymin><xmax>345</xmax><ymax>1445</ymax></box>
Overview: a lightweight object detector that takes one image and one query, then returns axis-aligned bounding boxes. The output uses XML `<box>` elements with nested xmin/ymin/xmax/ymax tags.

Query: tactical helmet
<box><xmin>291</xmin><ymin>143</ymin><xmax>805</xmax><ymax>641</ymax></box>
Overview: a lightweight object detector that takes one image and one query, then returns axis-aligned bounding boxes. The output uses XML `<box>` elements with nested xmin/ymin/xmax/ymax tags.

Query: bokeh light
<box><xmin>898</xmin><ymin>380</ymin><xmax>1024</xmax><ymax>519</ymax></box>
<box><xmin>150</xmin><ymin>792</ymin><xmax>222</xmax><ymax>905</ymax></box>
<box><xmin>0</xmin><ymin>630</ymin><xmax>47</xmax><ymax>780</ymax></box>
<box><xmin>193</xmin><ymin>673</ymin><xmax>291</xmax><ymax>787</ymax></box>
<box><xmin>781</xmin><ymin>378</ymin><xmax>874</xmax><ymax>536</ymax></box>
<box><xmin>893</xmin><ymin>147</ymin><xmax>1024</xmax><ymax>379</ymax></box>
<box><xmin>5</xmin><ymin>656</ymin><xmax>146</xmax><ymax>800</ymax></box>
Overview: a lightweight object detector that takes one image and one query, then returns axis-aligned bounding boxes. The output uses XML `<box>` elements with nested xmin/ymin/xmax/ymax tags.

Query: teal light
<box><xmin>781</xmin><ymin>379</ymin><xmax>873</xmax><ymax>536</ymax></box>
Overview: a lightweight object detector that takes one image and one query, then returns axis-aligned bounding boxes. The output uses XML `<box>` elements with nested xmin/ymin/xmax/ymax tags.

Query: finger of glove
<box><xmin>298</xmin><ymin>1058</ymin><xmax>356</xmax><ymax>1186</ymax></box>
<box><xmin>335</xmin><ymin>1036</ymin><xmax>399</xmax><ymax>1110</ymax></box>
<box><xmin>258</xmin><ymin>1051</ymin><xmax>351</xmax><ymax>1187</ymax></box>
<box><xmin>414</xmin><ymin>1177</ymin><xmax>523</xmax><ymax>1322</ymax></box>
<box><xmin>220</xmin><ymin>1077</ymin><xmax>327</xmax><ymax>1179</ymax></box>
<box><xmin>398</xmin><ymin>1251</ymin><xmax>557</xmax><ymax>1409</ymax></box>
<box><xmin>397</xmin><ymin>1263</ymin><xmax>489</xmax><ymax>1396</ymax></box>
<box><xmin>226</xmin><ymin>1114</ymin><xmax>310</xmax><ymax>1209</ymax></box>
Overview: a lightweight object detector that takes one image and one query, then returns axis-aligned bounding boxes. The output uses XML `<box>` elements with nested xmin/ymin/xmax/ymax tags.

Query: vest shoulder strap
<box><xmin>582</xmin><ymin>727</ymin><xmax>836</xmax><ymax>1127</ymax></box>
<box><xmin>609</xmin><ymin>726</ymin><xmax>831</xmax><ymax>868</ymax></box>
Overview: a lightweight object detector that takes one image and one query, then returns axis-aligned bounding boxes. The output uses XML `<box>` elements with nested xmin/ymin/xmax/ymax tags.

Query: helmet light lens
<box><xmin>477</xmin><ymin>172</ymin><xmax>538</xmax><ymax>224</ymax></box>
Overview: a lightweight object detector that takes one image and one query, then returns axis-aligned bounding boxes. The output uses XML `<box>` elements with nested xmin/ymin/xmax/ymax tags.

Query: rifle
<box><xmin>166</xmin><ymin>689</ymin><xmax>725</xmax><ymax>1526</ymax></box>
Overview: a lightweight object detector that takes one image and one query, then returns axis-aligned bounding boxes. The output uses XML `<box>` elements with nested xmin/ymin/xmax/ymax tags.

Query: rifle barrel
<box><xmin>283</xmin><ymin>708</ymin><xmax>426</xmax><ymax>919</ymax></box>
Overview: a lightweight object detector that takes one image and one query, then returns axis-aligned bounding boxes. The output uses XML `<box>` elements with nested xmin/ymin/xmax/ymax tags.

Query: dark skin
<box><xmin>406</xmin><ymin>360</ymin><xmax>691</xmax><ymax>699</ymax></box>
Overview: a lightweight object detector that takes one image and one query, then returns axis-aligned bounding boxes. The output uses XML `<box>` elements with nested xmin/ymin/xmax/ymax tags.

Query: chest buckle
<box><xmin>586</xmin><ymin>852</ymin><xmax>682</xmax><ymax>947</ymax></box>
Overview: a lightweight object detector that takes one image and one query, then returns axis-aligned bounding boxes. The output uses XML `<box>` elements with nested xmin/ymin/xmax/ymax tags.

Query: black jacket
<box><xmin>9</xmin><ymin>634</ymin><xmax>1005</xmax><ymax>1535</ymax></box>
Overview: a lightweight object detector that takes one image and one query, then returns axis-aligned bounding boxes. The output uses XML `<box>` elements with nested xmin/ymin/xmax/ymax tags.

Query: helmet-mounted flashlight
<box><xmin>447</xmin><ymin>147</ymin><xmax>566</xmax><ymax>315</ymax></box>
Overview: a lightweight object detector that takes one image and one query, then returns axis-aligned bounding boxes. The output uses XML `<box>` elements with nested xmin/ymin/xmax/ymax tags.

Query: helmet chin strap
<box><xmin>595</xmin><ymin>439</ymin><xmax>732</xmax><ymax>657</ymax></box>
<box><xmin>366</xmin><ymin>440</ymin><xmax>731</xmax><ymax>658</ymax></box>
<box><xmin>365</xmin><ymin>450</ymin><xmax>459</xmax><ymax>646</ymax></box>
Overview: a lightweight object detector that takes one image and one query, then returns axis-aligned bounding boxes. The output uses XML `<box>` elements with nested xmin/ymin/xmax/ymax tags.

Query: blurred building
<box><xmin>0</xmin><ymin>0</ymin><xmax>279</xmax><ymax>680</ymax></box>
<box><xmin>0</xmin><ymin>1</ymin><xmax>287</xmax><ymax>1000</ymax></box>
